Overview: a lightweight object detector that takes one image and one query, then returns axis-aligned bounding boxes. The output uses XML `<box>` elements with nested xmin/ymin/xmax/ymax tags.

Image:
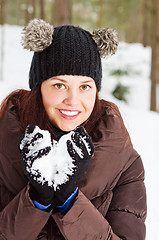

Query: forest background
<box><xmin>0</xmin><ymin>0</ymin><xmax>159</xmax><ymax>111</ymax></box>
<box><xmin>0</xmin><ymin>1</ymin><xmax>159</xmax><ymax>239</ymax></box>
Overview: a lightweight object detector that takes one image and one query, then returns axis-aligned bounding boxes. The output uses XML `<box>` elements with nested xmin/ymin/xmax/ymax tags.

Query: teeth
<box><xmin>60</xmin><ymin>110</ymin><xmax>79</xmax><ymax>116</ymax></box>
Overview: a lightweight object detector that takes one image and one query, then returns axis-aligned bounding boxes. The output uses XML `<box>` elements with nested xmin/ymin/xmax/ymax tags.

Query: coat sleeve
<box><xmin>106</xmin><ymin>151</ymin><xmax>147</xmax><ymax>240</ymax></box>
<box><xmin>52</xmin><ymin>151</ymin><xmax>146</xmax><ymax>240</ymax></box>
<box><xmin>0</xmin><ymin>104</ymin><xmax>51</xmax><ymax>240</ymax></box>
<box><xmin>52</xmin><ymin>190</ymin><xmax>122</xmax><ymax>240</ymax></box>
<box><xmin>0</xmin><ymin>182</ymin><xmax>51</xmax><ymax>240</ymax></box>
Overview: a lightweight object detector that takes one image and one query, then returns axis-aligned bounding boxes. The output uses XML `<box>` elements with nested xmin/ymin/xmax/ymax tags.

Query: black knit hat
<box><xmin>22</xmin><ymin>19</ymin><xmax>118</xmax><ymax>91</ymax></box>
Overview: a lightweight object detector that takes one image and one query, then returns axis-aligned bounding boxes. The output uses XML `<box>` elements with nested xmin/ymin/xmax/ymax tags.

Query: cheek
<box><xmin>83</xmin><ymin>93</ymin><xmax>96</xmax><ymax>114</ymax></box>
<box><xmin>42</xmin><ymin>90</ymin><xmax>58</xmax><ymax>109</ymax></box>
<box><xmin>42</xmin><ymin>94</ymin><xmax>57</xmax><ymax>122</ymax></box>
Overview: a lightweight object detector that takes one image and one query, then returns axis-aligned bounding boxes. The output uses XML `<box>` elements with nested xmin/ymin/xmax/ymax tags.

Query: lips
<box><xmin>60</xmin><ymin>110</ymin><xmax>79</xmax><ymax>116</ymax></box>
<box><xmin>59</xmin><ymin>109</ymin><xmax>81</xmax><ymax>120</ymax></box>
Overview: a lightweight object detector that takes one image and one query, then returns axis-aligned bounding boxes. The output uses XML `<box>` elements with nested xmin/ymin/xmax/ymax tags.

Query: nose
<box><xmin>63</xmin><ymin>90</ymin><xmax>80</xmax><ymax>106</ymax></box>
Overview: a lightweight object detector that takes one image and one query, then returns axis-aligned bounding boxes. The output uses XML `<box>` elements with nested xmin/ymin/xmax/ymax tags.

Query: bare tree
<box><xmin>141</xmin><ymin>0</ymin><xmax>149</xmax><ymax>47</ymax></box>
<box><xmin>150</xmin><ymin>0</ymin><xmax>159</xmax><ymax>112</ymax></box>
<box><xmin>25</xmin><ymin>0</ymin><xmax>36</xmax><ymax>24</ymax></box>
<box><xmin>54</xmin><ymin>0</ymin><xmax>72</xmax><ymax>25</ymax></box>
<box><xmin>17</xmin><ymin>0</ymin><xmax>26</xmax><ymax>26</ymax></box>
<box><xmin>97</xmin><ymin>0</ymin><xmax>104</xmax><ymax>28</ymax></box>
<box><xmin>40</xmin><ymin>0</ymin><xmax>45</xmax><ymax>20</ymax></box>
<box><xmin>17</xmin><ymin>0</ymin><xmax>22</xmax><ymax>25</ymax></box>
<box><xmin>0</xmin><ymin>0</ymin><xmax>5</xmax><ymax>25</ymax></box>
<box><xmin>0</xmin><ymin>0</ymin><xmax>5</xmax><ymax>81</ymax></box>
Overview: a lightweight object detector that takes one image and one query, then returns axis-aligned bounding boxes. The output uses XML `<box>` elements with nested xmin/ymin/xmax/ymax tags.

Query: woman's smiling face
<box><xmin>41</xmin><ymin>75</ymin><xmax>97</xmax><ymax>132</ymax></box>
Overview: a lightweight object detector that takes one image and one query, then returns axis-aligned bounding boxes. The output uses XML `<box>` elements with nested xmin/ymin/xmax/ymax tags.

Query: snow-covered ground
<box><xmin>0</xmin><ymin>25</ymin><xmax>159</xmax><ymax>239</ymax></box>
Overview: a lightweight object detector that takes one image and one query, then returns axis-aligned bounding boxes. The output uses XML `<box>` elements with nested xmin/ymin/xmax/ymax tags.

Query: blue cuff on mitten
<box><xmin>56</xmin><ymin>187</ymin><xmax>78</xmax><ymax>214</ymax></box>
<box><xmin>33</xmin><ymin>200</ymin><xmax>52</xmax><ymax>210</ymax></box>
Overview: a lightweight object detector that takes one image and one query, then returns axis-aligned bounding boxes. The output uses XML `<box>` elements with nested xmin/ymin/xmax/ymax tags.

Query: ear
<box><xmin>92</xmin><ymin>28</ymin><xmax>119</xmax><ymax>58</ymax></box>
<box><xmin>21</xmin><ymin>19</ymin><xmax>54</xmax><ymax>52</ymax></box>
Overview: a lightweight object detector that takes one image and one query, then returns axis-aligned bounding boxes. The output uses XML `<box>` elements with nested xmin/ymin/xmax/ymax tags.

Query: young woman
<box><xmin>0</xmin><ymin>19</ymin><xmax>146</xmax><ymax>240</ymax></box>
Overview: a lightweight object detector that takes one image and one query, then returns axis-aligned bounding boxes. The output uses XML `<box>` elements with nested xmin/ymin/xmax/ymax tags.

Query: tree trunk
<box><xmin>142</xmin><ymin>0</ymin><xmax>149</xmax><ymax>47</ymax></box>
<box><xmin>156</xmin><ymin>0</ymin><xmax>159</xmax><ymax>112</ymax></box>
<box><xmin>0</xmin><ymin>0</ymin><xmax>5</xmax><ymax>25</ymax></box>
<box><xmin>17</xmin><ymin>0</ymin><xmax>24</xmax><ymax>25</ymax></box>
<box><xmin>97</xmin><ymin>0</ymin><xmax>104</xmax><ymax>28</ymax></box>
<box><xmin>0</xmin><ymin>0</ymin><xmax>5</xmax><ymax>81</ymax></box>
<box><xmin>150</xmin><ymin>0</ymin><xmax>159</xmax><ymax>112</ymax></box>
<box><xmin>40</xmin><ymin>0</ymin><xmax>45</xmax><ymax>20</ymax></box>
<box><xmin>54</xmin><ymin>0</ymin><xmax>72</xmax><ymax>25</ymax></box>
<box><xmin>25</xmin><ymin>0</ymin><xmax>30</xmax><ymax>24</ymax></box>
<box><xmin>32</xmin><ymin>0</ymin><xmax>36</xmax><ymax>19</ymax></box>
<box><xmin>25</xmin><ymin>0</ymin><xmax>36</xmax><ymax>25</ymax></box>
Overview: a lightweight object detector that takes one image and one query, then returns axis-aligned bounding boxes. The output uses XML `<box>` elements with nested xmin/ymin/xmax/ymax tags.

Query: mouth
<box><xmin>59</xmin><ymin>109</ymin><xmax>81</xmax><ymax>120</ymax></box>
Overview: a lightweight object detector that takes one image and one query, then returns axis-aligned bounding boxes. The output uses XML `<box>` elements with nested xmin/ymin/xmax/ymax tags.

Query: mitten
<box><xmin>53</xmin><ymin>126</ymin><xmax>94</xmax><ymax>206</ymax></box>
<box><xmin>19</xmin><ymin>125</ymin><xmax>54</xmax><ymax>206</ymax></box>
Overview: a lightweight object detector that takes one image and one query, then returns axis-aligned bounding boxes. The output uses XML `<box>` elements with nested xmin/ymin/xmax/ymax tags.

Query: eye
<box><xmin>80</xmin><ymin>85</ymin><xmax>90</xmax><ymax>91</ymax></box>
<box><xmin>54</xmin><ymin>83</ymin><xmax>65</xmax><ymax>89</ymax></box>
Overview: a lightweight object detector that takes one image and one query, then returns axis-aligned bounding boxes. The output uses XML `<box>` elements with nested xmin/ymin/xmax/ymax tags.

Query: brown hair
<box><xmin>0</xmin><ymin>85</ymin><xmax>103</xmax><ymax>135</ymax></box>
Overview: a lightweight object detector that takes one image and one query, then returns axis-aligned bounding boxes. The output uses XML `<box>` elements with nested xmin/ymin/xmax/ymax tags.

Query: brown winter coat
<box><xmin>0</xmin><ymin>98</ymin><xmax>147</xmax><ymax>240</ymax></box>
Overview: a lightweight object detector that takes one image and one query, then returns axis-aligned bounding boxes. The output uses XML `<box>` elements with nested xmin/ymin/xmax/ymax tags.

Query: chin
<box><xmin>59</xmin><ymin>124</ymin><xmax>78</xmax><ymax>132</ymax></box>
<box><xmin>61</xmin><ymin>127</ymin><xmax>76</xmax><ymax>132</ymax></box>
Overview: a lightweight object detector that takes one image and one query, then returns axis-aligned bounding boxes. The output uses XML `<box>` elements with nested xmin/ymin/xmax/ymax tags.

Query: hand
<box><xmin>54</xmin><ymin>126</ymin><xmax>94</xmax><ymax>205</ymax></box>
<box><xmin>19</xmin><ymin>125</ymin><xmax>54</xmax><ymax>206</ymax></box>
<box><xmin>19</xmin><ymin>125</ymin><xmax>94</xmax><ymax>208</ymax></box>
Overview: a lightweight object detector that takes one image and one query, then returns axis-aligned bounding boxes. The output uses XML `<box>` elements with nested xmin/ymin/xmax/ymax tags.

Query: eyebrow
<box><xmin>51</xmin><ymin>77</ymin><xmax>67</xmax><ymax>82</ymax></box>
<box><xmin>51</xmin><ymin>77</ymin><xmax>94</xmax><ymax>84</ymax></box>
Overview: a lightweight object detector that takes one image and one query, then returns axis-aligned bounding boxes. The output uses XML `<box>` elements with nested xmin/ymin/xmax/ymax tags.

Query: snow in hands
<box><xmin>20</xmin><ymin>125</ymin><xmax>94</xmax><ymax>190</ymax></box>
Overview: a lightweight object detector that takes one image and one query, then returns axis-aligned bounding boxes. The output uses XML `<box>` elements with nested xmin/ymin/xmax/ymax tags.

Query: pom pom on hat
<box><xmin>92</xmin><ymin>28</ymin><xmax>119</xmax><ymax>57</ymax></box>
<box><xmin>21</xmin><ymin>19</ymin><xmax>54</xmax><ymax>52</ymax></box>
<box><xmin>21</xmin><ymin>19</ymin><xmax>119</xmax><ymax>90</ymax></box>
